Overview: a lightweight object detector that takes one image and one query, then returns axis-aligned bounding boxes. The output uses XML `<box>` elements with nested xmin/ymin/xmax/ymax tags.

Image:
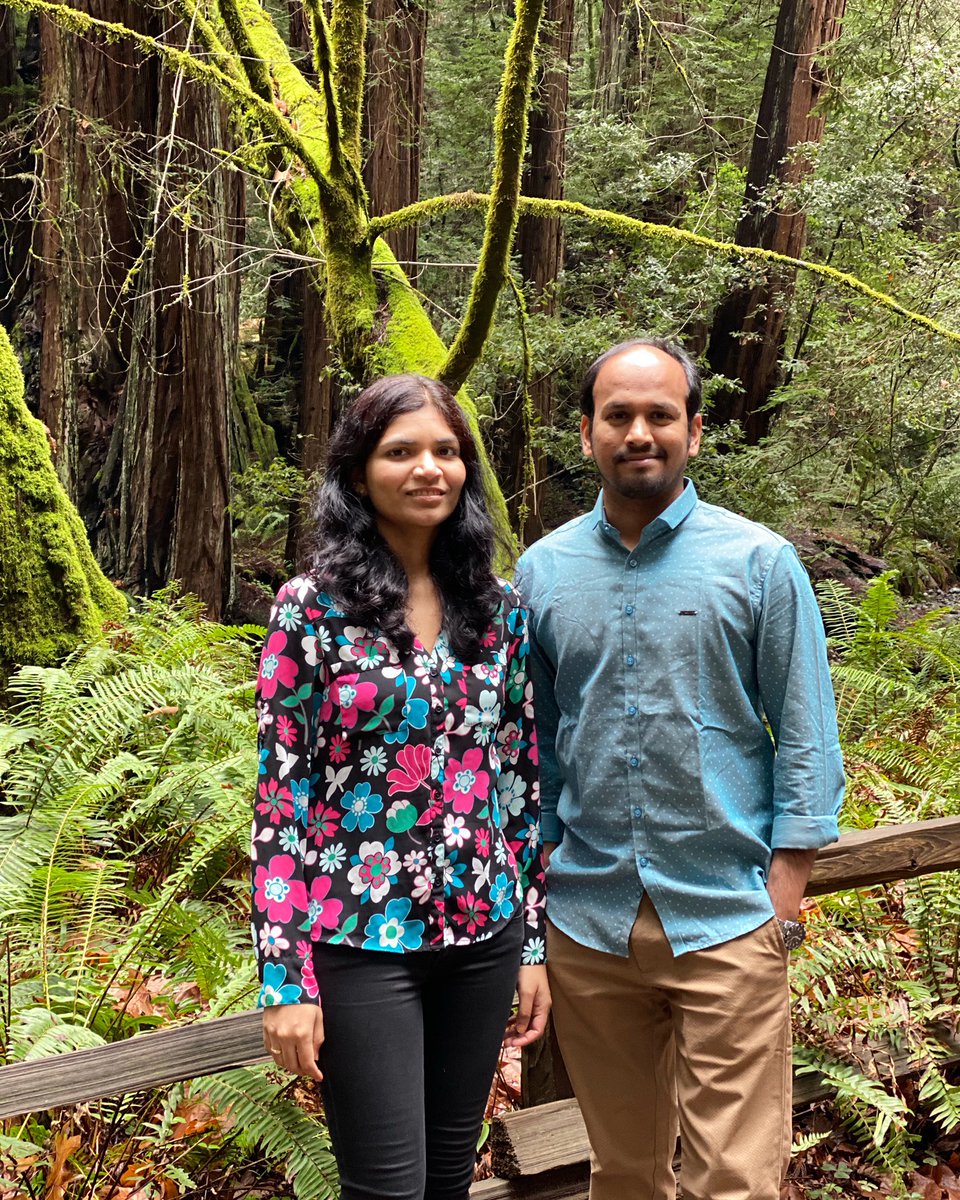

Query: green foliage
<box><xmin>0</xmin><ymin>593</ymin><xmax>337</xmax><ymax>1197</ymax></box>
<box><xmin>791</xmin><ymin>575</ymin><xmax>960</xmax><ymax>1180</ymax></box>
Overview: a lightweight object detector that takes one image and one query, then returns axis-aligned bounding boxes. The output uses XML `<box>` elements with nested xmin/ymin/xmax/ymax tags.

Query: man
<box><xmin>515</xmin><ymin>339</ymin><xmax>845</xmax><ymax>1200</ymax></box>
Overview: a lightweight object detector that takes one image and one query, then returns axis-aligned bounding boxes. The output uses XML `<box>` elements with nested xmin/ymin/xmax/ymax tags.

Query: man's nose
<box><xmin>625</xmin><ymin>416</ymin><xmax>652</xmax><ymax>443</ymax></box>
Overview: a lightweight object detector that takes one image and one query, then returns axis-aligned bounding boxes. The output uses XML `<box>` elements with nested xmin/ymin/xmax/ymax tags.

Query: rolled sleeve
<box><xmin>757</xmin><ymin>546</ymin><xmax>845</xmax><ymax>850</ymax></box>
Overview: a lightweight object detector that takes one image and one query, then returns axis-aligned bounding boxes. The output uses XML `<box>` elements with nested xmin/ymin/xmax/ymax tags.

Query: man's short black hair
<box><xmin>579</xmin><ymin>338</ymin><xmax>702</xmax><ymax>423</ymax></box>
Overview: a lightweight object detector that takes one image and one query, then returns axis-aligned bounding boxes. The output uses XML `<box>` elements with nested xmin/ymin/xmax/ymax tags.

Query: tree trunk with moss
<box><xmin>0</xmin><ymin>323</ymin><xmax>126</xmax><ymax>672</ymax></box>
<box><xmin>706</xmin><ymin>0</ymin><xmax>846</xmax><ymax>443</ymax></box>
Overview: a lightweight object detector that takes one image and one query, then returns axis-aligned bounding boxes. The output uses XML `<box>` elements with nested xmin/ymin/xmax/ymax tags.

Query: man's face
<box><xmin>581</xmin><ymin>346</ymin><xmax>702</xmax><ymax>508</ymax></box>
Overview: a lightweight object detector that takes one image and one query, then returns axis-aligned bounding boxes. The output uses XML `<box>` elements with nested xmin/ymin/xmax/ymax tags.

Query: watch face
<box><xmin>779</xmin><ymin>920</ymin><xmax>806</xmax><ymax>951</ymax></box>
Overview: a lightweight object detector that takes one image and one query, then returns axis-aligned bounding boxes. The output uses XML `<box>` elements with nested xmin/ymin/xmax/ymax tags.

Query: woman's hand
<box><xmin>504</xmin><ymin>965</ymin><xmax>551</xmax><ymax>1048</ymax></box>
<box><xmin>262</xmin><ymin>1003</ymin><xmax>325</xmax><ymax>1081</ymax></box>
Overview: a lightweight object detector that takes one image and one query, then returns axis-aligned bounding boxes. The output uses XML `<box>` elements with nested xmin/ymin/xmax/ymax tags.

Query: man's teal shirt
<box><xmin>515</xmin><ymin>481</ymin><xmax>845</xmax><ymax>957</ymax></box>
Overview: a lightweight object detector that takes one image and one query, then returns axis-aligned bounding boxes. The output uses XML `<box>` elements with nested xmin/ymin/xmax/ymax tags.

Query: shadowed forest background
<box><xmin>3</xmin><ymin>1</ymin><xmax>960</xmax><ymax>1196</ymax></box>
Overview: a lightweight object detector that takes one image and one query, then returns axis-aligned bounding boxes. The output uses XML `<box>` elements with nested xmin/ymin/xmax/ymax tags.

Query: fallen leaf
<box><xmin>44</xmin><ymin>1133</ymin><xmax>80</xmax><ymax>1200</ymax></box>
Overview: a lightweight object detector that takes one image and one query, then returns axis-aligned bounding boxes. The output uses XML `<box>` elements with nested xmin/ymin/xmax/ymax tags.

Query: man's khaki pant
<box><xmin>547</xmin><ymin>898</ymin><xmax>792</xmax><ymax>1200</ymax></box>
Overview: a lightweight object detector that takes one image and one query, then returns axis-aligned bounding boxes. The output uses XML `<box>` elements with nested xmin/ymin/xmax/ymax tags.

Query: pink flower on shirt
<box><xmin>320</xmin><ymin>673</ymin><xmax>378</xmax><ymax>731</ymax></box>
<box><xmin>253</xmin><ymin>854</ymin><xmax>308</xmax><ymax>924</ymax></box>
<box><xmin>257</xmin><ymin>631</ymin><xmax>299</xmax><ymax>700</ymax></box>
<box><xmin>387</xmin><ymin>743</ymin><xmax>433</xmax><ymax>794</ymax></box>
<box><xmin>444</xmin><ymin>747</ymin><xmax>490</xmax><ymax>815</ymax></box>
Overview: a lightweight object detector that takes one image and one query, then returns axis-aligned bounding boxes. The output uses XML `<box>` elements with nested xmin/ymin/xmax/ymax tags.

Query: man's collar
<box><xmin>592</xmin><ymin>479</ymin><xmax>699</xmax><ymax>546</ymax></box>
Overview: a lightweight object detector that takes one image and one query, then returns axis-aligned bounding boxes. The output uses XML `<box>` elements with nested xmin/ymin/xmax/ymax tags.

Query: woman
<box><xmin>251</xmin><ymin>374</ymin><xmax>549</xmax><ymax>1200</ymax></box>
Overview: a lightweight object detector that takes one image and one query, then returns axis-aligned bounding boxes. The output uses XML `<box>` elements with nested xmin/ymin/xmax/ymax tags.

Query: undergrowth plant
<box><xmin>792</xmin><ymin>573</ymin><xmax>960</xmax><ymax>1186</ymax></box>
<box><xmin>0</xmin><ymin>590</ymin><xmax>337</xmax><ymax>1200</ymax></box>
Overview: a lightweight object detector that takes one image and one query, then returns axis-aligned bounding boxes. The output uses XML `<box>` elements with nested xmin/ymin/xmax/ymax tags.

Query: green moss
<box><xmin>374</xmin><ymin>242</ymin><xmax>517</xmax><ymax>566</ymax></box>
<box><xmin>0</xmin><ymin>325</ymin><xmax>127</xmax><ymax>670</ymax></box>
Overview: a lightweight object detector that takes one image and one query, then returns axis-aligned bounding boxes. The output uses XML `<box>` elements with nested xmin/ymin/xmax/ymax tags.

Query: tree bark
<box><xmin>595</xmin><ymin>0</ymin><xmax>640</xmax><ymax>116</ymax></box>
<box><xmin>35</xmin><ymin>1</ymin><xmax>152</xmax><ymax>516</ymax></box>
<box><xmin>363</xmin><ymin>0</ymin><xmax>426</xmax><ymax>269</ymax></box>
<box><xmin>36</xmin><ymin>6</ymin><xmax>242</xmax><ymax>616</ymax></box>
<box><xmin>706</xmin><ymin>0</ymin><xmax>846</xmax><ymax>442</ymax></box>
<box><xmin>117</xmin><ymin>68</ymin><xmax>242</xmax><ymax>619</ymax></box>
<box><xmin>0</xmin><ymin>10</ymin><xmax>34</xmax><ymax>328</ymax></box>
<box><xmin>510</xmin><ymin>0</ymin><xmax>574</xmax><ymax>544</ymax></box>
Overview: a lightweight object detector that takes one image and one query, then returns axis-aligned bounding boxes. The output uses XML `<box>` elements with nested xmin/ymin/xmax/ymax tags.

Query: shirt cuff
<box><xmin>540</xmin><ymin>811</ymin><xmax>565</xmax><ymax>844</ymax></box>
<box><xmin>771</xmin><ymin>813</ymin><xmax>840</xmax><ymax>850</ymax></box>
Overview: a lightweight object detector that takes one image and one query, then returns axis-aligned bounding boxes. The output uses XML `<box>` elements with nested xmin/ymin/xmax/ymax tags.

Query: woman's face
<box><xmin>362</xmin><ymin>403</ymin><xmax>467</xmax><ymax>536</ymax></box>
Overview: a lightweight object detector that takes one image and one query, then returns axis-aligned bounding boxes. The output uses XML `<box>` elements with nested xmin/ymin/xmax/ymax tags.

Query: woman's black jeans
<box><xmin>313</xmin><ymin>914</ymin><xmax>523</xmax><ymax>1200</ymax></box>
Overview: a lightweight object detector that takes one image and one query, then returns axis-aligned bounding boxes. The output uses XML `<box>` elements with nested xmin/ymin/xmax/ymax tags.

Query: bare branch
<box><xmin>437</xmin><ymin>0</ymin><xmax>546</xmax><ymax>394</ymax></box>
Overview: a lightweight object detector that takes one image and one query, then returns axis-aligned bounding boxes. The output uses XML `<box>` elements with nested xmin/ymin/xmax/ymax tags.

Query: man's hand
<box><xmin>262</xmin><ymin>1003</ymin><xmax>325</xmax><ymax>1080</ymax></box>
<box><xmin>543</xmin><ymin>841</ymin><xmax>558</xmax><ymax>870</ymax></box>
<box><xmin>766</xmin><ymin>848</ymin><xmax>818</xmax><ymax>921</ymax></box>
<box><xmin>504</xmin><ymin>965</ymin><xmax>551</xmax><ymax>1048</ymax></box>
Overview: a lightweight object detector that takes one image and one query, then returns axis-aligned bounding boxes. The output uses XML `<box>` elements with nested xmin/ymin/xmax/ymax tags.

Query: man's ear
<box><xmin>580</xmin><ymin>413</ymin><xmax>593</xmax><ymax>459</ymax></box>
<box><xmin>687</xmin><ymin>413</ymin><xmax>703</xmax><ymax>459</ymax></box>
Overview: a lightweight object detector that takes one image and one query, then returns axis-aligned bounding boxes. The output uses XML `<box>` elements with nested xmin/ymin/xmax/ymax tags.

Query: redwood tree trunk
<box><xmin>510</xmin><ymin>0</ymin><xmax>574</xmax><ymax>544</ymax></box>
<box><xmin>35</xmin><ymin>7</ymin><xmax>242</xmax><ymax>614</ymax></box>
<box><xmin>0</xmin><ymin>9</ymin><xmax>34</xmax><ymax>328</ymax></box>
<box><xmin>706</xmin><ymin>0</ymin><xmax>846</xmax><ymax>442</ymax></box>
<box><xmin>363</xmin><ymin>0</ymin><xmax>427</xmax><ymax>267</ymax></box>
<box><xmin>118</xmin><ymin>68</ymin><xmax>242</xmax><ymax>618</ymax></box>
<box><xmin>595</xmin><ymin>0</ymin><xmax>641</xmax><ymax>115</ymax></box>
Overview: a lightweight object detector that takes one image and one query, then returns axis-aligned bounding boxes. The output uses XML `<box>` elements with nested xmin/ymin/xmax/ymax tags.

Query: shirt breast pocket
<box><xmin>637</xmin><ymin>577</ymin><xmax>702</xmax><ymax>708</ymax></box>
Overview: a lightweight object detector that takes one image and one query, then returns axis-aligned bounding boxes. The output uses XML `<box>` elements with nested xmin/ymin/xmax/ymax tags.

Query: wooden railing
<box><xmin>5</xmin><ymin>816</ymin><xmax>960</xmax><ymax>1198</ymax></box>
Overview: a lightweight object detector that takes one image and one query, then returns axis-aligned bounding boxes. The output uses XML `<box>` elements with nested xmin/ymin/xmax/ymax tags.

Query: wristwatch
<box><xmin>777</xmin><ymin>918</ymin><xmax>806</xmax><ymax>951</ymax></box>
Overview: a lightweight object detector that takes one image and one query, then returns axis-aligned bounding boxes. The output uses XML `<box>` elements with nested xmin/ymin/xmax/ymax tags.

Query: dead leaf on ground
<box><xmin>44</xmin><ymin>1133</ymin><xmax>80</xmax><ymax>1200</ymax></box>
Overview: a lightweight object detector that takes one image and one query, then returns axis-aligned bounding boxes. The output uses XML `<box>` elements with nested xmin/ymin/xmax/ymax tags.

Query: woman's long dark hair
<box><xmin>307</xmin><ymin>375</ymin><xmax>503</xmax><ymax>663</ymax></box>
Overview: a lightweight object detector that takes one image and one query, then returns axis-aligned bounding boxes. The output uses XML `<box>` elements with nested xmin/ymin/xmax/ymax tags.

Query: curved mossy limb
<box><xmin>0</xmin><ymin>324</ymin><xmax>127</xmax><ymax>669</ymax></box>
<box><xmin>373</xmin><ymin>242</ymin><xmax>517</xmax><ymax>565</ymax></box>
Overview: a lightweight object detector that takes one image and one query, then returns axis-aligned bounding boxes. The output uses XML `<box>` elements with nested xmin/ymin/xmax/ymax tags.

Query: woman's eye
<box><xmin>437</xmin><ymin>446</ymin><xmax>460</xmax><ymax>457</ymax></box>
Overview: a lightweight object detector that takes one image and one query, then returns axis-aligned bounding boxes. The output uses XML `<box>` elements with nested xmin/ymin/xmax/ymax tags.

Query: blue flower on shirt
<box><xmin>384</xmin><ymin>676</ymin><xmax>430</xmax><ymax>745</ymax></box>
<box><xmin>340</xmin><ymin>782</ymin><xmax>384</xmax><ymax>832</ymax></box>
<box><xmin>258</xmin><ymin>962</ymin><xmax>302</xmax><ymax>1006</ymax></box>
<box><xmin>291</xmin><ymin>777</ymin><xmax>312</xmax><ymax>824</ymax></box>
<box><xmin>522</xmin><ymin>937</ymin><xmax>546</xmax><ymax>965</ymax></box>
<box><xmin>362</xmin><ymin>898</ymin><xmax>425</xmax><ymax>952</ymax></box>
<box><xmin>258</xmin><ymin>747</ymin><xmax>269</xmax><ymax>776</ymax></box>
<box><xmin>489</xmin><ymin>871</ymin><xmax>515</xmax><ymax>922</ymax></box>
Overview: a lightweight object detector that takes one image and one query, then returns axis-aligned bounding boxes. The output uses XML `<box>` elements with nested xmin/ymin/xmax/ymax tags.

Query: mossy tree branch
<box><xmin>329</xmin><ymin>0</ymin><xmax>367</xmax><ymax>173</ymax></box>
<box><xmin>1</xmin><ymin>0</ymin><xmax>331</xmax><ymax>192</ymax></box>
<box><xmin>216</xmin><ymin>0</ymin><xmax>273</xmax><ymax>101</ymax></box>
<box><xmin>437</xmin><ymin>0</ymin><xmax>546</xmax><ymax>394</ymax></box>
<box><xmin>171</xmin><ymin>0</ymin><xmax>246</xmax><ymax>84</ymax></box>
<box><xmin>371</xmin><ymin>192</ymin><xmax>960</xmax><ymax>350</ymax></box>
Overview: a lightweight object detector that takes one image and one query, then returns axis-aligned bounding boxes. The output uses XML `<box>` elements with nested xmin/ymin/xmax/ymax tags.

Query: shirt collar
<box><xmin>592</xmin><ymin>479</ymin><xmax>699</xmax><ymax>548</ymax></box>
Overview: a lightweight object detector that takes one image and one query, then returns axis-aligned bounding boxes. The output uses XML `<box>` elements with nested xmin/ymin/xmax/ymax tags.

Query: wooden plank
<box><xmin>0</xmin><ymin>1010</ymin><xmax>267</xmax><ymax>1119</ymax></box>
<box><xmin>3</xmin><ymin>818</ymin><xmax>960</xmax><ymax>1121</ymax></box>
<box><xmin>808</xmin><ymin>816</ymin><xmax>960</xmax><ymax>895</ymax></box>
<box><xmin>471</xmin><ymin>1164</ymin><xmax>589</xmax><ymax>1199</ymax></box>
<box><xmin>490</xmin><ymin>1042</ymin><xmax>960</xmax><ymax>1178</ymax></box>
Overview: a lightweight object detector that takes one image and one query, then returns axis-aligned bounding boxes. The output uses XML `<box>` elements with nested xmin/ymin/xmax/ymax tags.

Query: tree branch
<box><xmin>1</xmin><ymin>0</ymin><xmax>331</xmax><ymax>194</ymax></box>
<box><xmin>217</xmin><ymin>0</ymin><xmax>274</xmax><ymax>101</ymax></box>
<box><xmin>370</xmin><ymin>192</ymin><xmax>960</xmax><ymax>350</ymax></box>
<box><xmin>171</xmin><ymin>0</ymin><xmax>245</xmax><ymax>83</ymax></box>
<box><xmin>329</xmin><ymin>0</ymin><xmax>366</xmax><ymax>171</ymax></box>
<box><xmin>437</xmin><ymin>0</ymin><xmax>546</xmax><ymax>394</ymax></box>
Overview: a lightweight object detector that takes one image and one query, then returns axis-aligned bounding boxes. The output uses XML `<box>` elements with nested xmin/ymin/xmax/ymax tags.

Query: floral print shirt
<box><xmin>251</xmin><ymin>575</ymin><xmax>546</xmax><ymax>1007</ymax></box>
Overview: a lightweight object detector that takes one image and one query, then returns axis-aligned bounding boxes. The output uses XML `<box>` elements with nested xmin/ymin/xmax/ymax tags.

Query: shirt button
<box><xmin>624</xmin><ymin>605</ymin><xmax>635</xmax><ymax>616</ymax></box>
<box><xmin>639</xmin><ymin>856</ymin><xmax>649</xmax><ymax>868</ymax></box>
<box><xmin>629</xmin><ymin>756</ymin><xmax>639</xmax><ymax>767</ymax></box>
<box><xmin>633</xmin><ymin>806</ymin><xmax>642</xmax><ymax>819</ymax></box>
<box><xmin>429</xmin><ymin>667</ymin><xmax>439</xmax><ymax>677</ymax></box>
<box><xmin>626</xmin><ymin>560</ymin><xmax>637</xmax><ymax>569</ymax></box>
<box><xmin>627</xmin><ymin>705</ymin><xmax>638</xmax><ymax>716</ymax></box>
<box><xmin>626</xmin><ymin>655</ymin><xmax>635</xmax><ymax>667</ymax></box>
